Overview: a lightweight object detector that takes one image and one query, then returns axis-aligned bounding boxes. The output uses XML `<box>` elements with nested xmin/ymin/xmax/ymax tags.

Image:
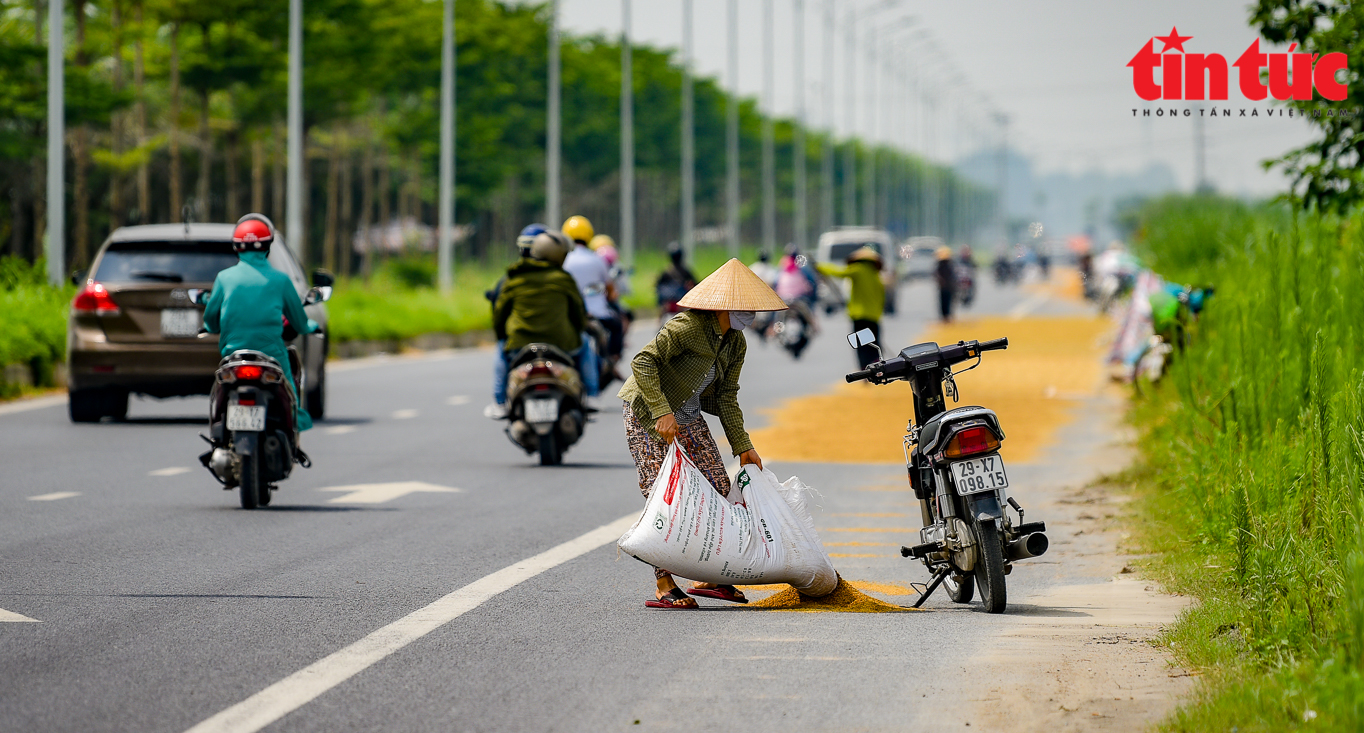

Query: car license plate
<box><xmin>226</xmin><ymin>404</ymin><xmax>266</xmax><ymax>432</ymax></box>
<box><xmin>524</xmin><ymin>398</ymin><xmax>559</xmax><ymax>424</ymax></box>
<box><xmin>160</xmin><ymin>308</ymin><xmax>201</xmax><ymax>338</ymax></box>
<box><xmin>951</xmin><ymin>455</ymin><xmax>1009</xmax><ymax>495</ymax></box>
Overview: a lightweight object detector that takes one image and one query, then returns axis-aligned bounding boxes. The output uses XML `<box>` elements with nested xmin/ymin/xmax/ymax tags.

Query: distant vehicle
<box><xmin>902</xmin><ymin>236</ymin><xmax>944</xmax><ymax>281</ymax></box>
<box><xmin>816</xmin><ymin>227</ymin><xmax>901</xmax><ymax>314</ymax></box>
<box><xmin>67</xmin><ymin>224</ymin><xmax>331</xmax><ymax>423</ymax></box>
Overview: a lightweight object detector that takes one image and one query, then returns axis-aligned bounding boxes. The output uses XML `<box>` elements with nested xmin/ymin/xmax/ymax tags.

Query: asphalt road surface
<box><xmin>1</xmin><ymin>273</ymin><xmax>1112</xmax><ymax>733</ymax></box>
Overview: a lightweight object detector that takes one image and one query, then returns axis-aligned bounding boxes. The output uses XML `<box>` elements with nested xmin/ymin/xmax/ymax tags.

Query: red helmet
<box><xmin>232</xmin><ymin>214</ymin><xmax>275</xmax><ymax>253</ymax></box>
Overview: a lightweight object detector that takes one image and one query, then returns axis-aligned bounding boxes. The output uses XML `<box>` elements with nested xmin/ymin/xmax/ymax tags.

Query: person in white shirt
<box><xmin>561</xmin><ymin>216</ymin><xmax>624</xmax><ymax>365</ymax></box>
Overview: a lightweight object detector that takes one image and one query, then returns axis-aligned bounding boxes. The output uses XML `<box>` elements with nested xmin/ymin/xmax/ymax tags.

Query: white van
<box><xmin>814</xmin><ymin>227</ymin><xmax>901</xmax><ymax>315</ymax></box>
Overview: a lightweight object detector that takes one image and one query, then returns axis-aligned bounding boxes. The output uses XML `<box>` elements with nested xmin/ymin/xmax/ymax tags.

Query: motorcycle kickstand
<box><xmin>912</xmin><ymin>568</ymin><xmax>953</xmax><ymax>609</ymax></box>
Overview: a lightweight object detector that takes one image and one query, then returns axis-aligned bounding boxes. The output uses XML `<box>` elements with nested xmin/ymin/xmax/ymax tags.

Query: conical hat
<box><xmin>677</xmin><ymin>258</ymin><xmax>788</xmax><ymax>311</ymax></box>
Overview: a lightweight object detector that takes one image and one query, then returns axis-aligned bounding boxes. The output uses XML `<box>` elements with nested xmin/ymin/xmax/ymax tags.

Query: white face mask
<box><xmin>728</xmin><ymin>311</ymin><xmax>756</xmax><ymax>331</ymax></box>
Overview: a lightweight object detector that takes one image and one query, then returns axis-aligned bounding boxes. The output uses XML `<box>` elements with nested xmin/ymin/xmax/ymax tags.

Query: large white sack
<box><xmin>617</xmin><ymin>442</ymin><xmax>838</xmax><ymax>596</ymax></box>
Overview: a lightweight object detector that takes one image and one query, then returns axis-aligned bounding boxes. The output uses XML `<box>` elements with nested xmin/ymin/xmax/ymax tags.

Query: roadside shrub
<box><xmin>0</xmin><ymin>257</ymin><xmax>71</xmax><ymax>397</ymax></box>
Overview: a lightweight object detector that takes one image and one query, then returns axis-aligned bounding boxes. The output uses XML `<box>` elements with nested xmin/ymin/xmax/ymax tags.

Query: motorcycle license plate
<box><xmin>226</xmin><ymin>404</ymin><xmax>266</xmax><ymax>431</ymax></box>
<box><xmin>524</xmin><ymin>398</ymin><xmax>559</xmax><ymax>424</ymax></box>
<box><xmin>951</xmin><ymin>455</ymin><xmax>1009</xmax><ymax>495</ymax></box>
<box><xmin>160</xmin><ymin>308</ymin><xmax>201</xmax><ymax>338</ymax></box>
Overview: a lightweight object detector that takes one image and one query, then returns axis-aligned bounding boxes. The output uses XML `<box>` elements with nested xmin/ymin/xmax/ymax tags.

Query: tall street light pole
<box><xmin>287</xmin><ymin>0</ymin><xmax>304</xmax><ymax>265</ymax></box>
<box><xmin>547</xmin><ymin>0</ymin><xmax>561</xmax><ymax>226</ymax></box>
<box><xmin>681</xmin><ymin>0</ymin><xmax>695</xmax><ymax>261</ymax></box>
<box><xmin>761</xmin><ymin>0</ymin><xmax>775</xmax><ymax>255</ymax></box>
<box><xmin>792</xmin><ymin>0</ymin><xmax>806</xmax><ymax>251</ymax></box>
<box><xmin>620</xmin><ymin>0</ymin><xmax>634</xmax><ymax>267</ymax></box>
<box><xmin>819</xmin><ymin>0</ymin><xmax>834</xmax><ymax>236</ymax></box>
<box><xmin>725</xmin><ymin>0</ymin><xmax>739</xmax><ymax>259</ymax></box>
<box><xmin>863</xmin><ymin>21</ymin><xmax>877</xmax><ymax>228</ymax></box>
<box><xmin>437</xmin><ymin>0</ymin><xmax>456</xmax><ymax>292</ymax></box>
<box><xmin>46</xmin><ymin>0</ymin><xmax>64</xmax><ymax>284</ymax></box>
<box><xmin>841</xmin><ymin>2</ymin><xmax>856</xmax><ymax>225</ymax></box>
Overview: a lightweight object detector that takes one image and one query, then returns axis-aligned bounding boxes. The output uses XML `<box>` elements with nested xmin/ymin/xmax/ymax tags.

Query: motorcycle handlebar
<box><xmin>979</xmin><ymin>337</ymin><xmax>1009</xmax><ymax>352</ymax></box>
<box><xmin>845</xmin><ymin>368</ymin><xmax>874</xmax><ymax>383</ymax></box>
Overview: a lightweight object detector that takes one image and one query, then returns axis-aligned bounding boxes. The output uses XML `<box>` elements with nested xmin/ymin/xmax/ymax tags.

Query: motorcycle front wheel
<box><xmin>945</xmin><ymin>572</ymin><xmax>975</xmax><ymax>603</ymax></box>
<box><xmin>239</xmin><ymin>449</ymin><xmax>260</xmax><ymax>510</ymax></box>
<box><xmin>972</xmin><ymin>517</ymin><xmax>1008</xmax><ymax>613</ymax></box>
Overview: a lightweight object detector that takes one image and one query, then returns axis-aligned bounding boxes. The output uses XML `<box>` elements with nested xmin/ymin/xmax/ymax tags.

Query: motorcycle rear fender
<box><xmin>233</xmin><ymin>430</ymin><xmax>258</xmax><ymax>456</ymax></box>
<box><xmin>968</xmin><ymin>491</ymin><xmax>1005</xmax><ymax>527</ymax></box>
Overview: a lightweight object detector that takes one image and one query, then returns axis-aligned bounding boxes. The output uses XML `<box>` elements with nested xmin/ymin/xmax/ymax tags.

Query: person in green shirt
<box><xmin>817</xmin><ymin>246</ymin><xmax>886</xmax><ymax>369</ymax></box>
<box><xmin>618</xmin><ymin>258</ymin><xmax>788</xmax><ymax>609</ymax></box>
<box><xmin>203</xmin><ymin>214</ymin><xmax>319</xmax><ymax>433</ymax></box>
<box><xmin>489</xmin><ymin>231</ymin><xmax>598</xmax><ymax>415</ymax></box>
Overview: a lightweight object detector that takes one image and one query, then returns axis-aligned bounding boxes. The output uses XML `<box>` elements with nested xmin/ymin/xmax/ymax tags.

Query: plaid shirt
<box><xmin>617</xmin><ymin>310</ymin><xmax>753</xmax><ymax>455</ymax></box>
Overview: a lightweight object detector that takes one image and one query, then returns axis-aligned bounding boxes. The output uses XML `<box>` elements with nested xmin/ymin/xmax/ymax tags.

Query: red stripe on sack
<box><xmin>663</xmin><ymin>452</ymin><xmax>683</xmax><ymax>506</ymax></box>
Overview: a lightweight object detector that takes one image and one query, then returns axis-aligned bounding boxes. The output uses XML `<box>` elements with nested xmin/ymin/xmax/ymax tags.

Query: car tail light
<box><xmin>233</xmin><ymin>365</ymin><xmax>264</xmax><ymax>381</ymax></box>
<box><xmin>943</xmin><ymin>426</ymin><xmax>1000</xmax><ymax>459</ymax></box>
<box><xmin>72</xmin><ymin>282</ymin><xmax>120</xmax><ymax>315</ymax></box>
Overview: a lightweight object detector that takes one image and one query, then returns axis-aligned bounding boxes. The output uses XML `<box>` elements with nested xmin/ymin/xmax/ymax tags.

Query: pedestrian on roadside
<box><xmin>817</xmin><ymin>247</ymin><xmax>886</xmax><ymax>369</ymax></box>
<box><xmin>618</xmin><ymin>259</ymin><xmax>788</xmax><ymax>609</ymax></box>
<box><xmin>934</xmin><ymin>246</ymin><xmax>957</xmax><ymax>323</ymax></box>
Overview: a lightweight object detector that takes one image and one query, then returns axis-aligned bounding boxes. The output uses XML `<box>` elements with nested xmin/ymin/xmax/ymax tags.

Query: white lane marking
<box><xmin>182</xmin><ymin>513</ymin><xmax>636</xmax><ymax>733</ymax></box>
<box><xmin>323</xmin><ymin>425</ymin><xmax>356</xmax><ymax>435</ymax></box>
<box><xmin>150</xmin><ymin>467</ymin><xmax>192</xmax><ymax>477</ymax></box>
<box><xmin>0</xmin><ymin>608</ymin><xmax>40</xmax><ymax>623</ymax></box>
<box><xmin>391</xmin><ymin>409</ymin><xmax>418</xmax><ymax>420</ymax></box>
<box><xmin>0</xmin><ymin>394</ymin><xmax>67</xmax><ymax>416</ymax></box>
<box><xmin>1008</xmin><ymin>293</ymin><xmax>1049</xmax><ymax>320</ymax></box>
<box><xmin>28</xmin><ymin>492</ymin><xmax>81</xmax><ymax>501</ymax></box>
<box><xmin>445</xmin><ymin>395</ymin><xmax>470</xmax><ymax>406</ymax></box>
<box><xmin>319</xmin><ymin>482</ymin><xmax>460</xmax><ymax>504</ymax></box>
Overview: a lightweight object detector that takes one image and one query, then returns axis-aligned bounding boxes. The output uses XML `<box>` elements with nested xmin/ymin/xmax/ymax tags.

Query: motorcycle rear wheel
<box><xmin>945</xmin><ymin>572</ymin><xmax>975</xmax><ymax>603</ymax></box>
<box><xmin>538</xmin><ymin>433</ymin><xmax>561</xmax><ymax>466</ymax></box>
<box><xmin>239</xmin><ymin>450</ymin><xmax>260</xmax><ymax>510</ymax></box>
<box><xmin>973</xmin><ymin>518</ymin><xmax>1008</xmax><ymax>613</ymax></box>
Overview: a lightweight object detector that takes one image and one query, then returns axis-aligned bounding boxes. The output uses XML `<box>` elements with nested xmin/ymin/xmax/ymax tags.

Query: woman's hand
<box><xmin>738</xmin><ymin>449</ymin><xmax>763</xmax><ymax>470</ymax></box>
<box><xmin>655</xmin><ymin>414</ymin><xmax>679</xmax><ymax>443</ymax></box>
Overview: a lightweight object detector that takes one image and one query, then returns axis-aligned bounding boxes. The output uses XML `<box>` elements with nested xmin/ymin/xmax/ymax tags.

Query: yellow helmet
<box><xmin>561</xmin><ymin>215</ymin><xmax>595</xmax><ymax>245</ymax></box>
<box><xmin>589</xmin><ymin>234</ymin><xmax>615</xmax><ymax>251</ymax></box>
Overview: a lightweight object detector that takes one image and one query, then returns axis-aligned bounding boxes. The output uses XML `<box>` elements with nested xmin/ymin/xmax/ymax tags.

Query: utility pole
<box><xmin>681</xmin><ymin>0</ymin><xmax>695</xmax><ymax>261</ymax></box>
<box><xmin>287</xmin><ymin>0</ymin><xmax>304</xmax><ymax>265</ymax></box>
<box><xmin>547</xmin><ymin>0</ymin><xmax>560</xmax><ymax>226</ymax></box>
<box><xmin>819</xmin><ymin>0</ymin><xmax>834</xmax><ymax>236</ymax></box>
<box><xmin>725</xmin><ymin>0</ymin><xmax>739</xmax><ymax>259</ymax></box>
<box><xmin>437</xmin><ymin>0</ymin><xmax>456</xmax><ymax>292</ymax></box>
<box><xmin>1194</xmin><ymin>112</ymin><xmax>1206</xmax><ymax>192</ymax></box>
<box><xmin>620</xmin><ymin>0</ymin><xmax>634</xmax><ymax>267</ymax></box>
<box><xmin>792</xmin><ymin>0</ymin><xmax>806</xmax><ymax>250</ymax></box>
<box><xmin>996</xmin><ymin>112</ymin><xmax>1008</xmax><ymax>244</ymax></box>
<box><xmin>842</xmin><ymin>3</ymin><xmax>856</xmax><ymax>225</ymax></box>
<box><xmin>863</xmin><ymin>22</ymin><xmax>877</xmax><ymax>228</ymax></box>
<box><xmin>46</xmin><ymin>0</ymin><xmax>64</xmax><ymax>284</ymax></box>
<box><xmin>761</xmin><ymin>0</ymin><xmax>775</xmax><ymax>254</ymax></box>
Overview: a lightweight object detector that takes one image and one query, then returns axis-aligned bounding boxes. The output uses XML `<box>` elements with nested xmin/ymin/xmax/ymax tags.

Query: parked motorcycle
<box><xmin>194</xmin><ymin>287</ymin><xmax>328</xmax><ymax>509</ymax></box>
<box><xmin>502</xmin><ymin>343</ymin><xmax>588</xmax><ymax>465</ymax></box>
<box><xmin>844</xmin><ymin>329</ymin><xmax>1049</xmax><ymax>613</ymax></box>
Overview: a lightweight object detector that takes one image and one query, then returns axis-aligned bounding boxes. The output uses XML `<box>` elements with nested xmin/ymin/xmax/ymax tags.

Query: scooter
<box><xmin>768</xmin><ymin>299</ymin><xmax>817</xmax><ymax>359</ymax></box>
<box><xmin>502</xmin><ymin>343</ymin><xmax>588</xmax><ymax>465</ymax></box>
<box><xmin>844</xmin><ymin>329</ymin><xmax>1049</xmax><ymax>613</ymax></box>
<box><xmin>193</xmin><ymin>287</ymin><xmax>328</xmax><ymax>509</ymax></box>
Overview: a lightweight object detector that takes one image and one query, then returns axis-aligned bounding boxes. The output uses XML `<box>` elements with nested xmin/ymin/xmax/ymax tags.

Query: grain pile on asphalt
<box><xmin>750</xmin><ymin>315</ymin><xmax>1110</xmax><ymax>464</ymax></box>
<box><xmin>745</xmin><ymin>576</ymin><xmax>916</xmax><ymax>613</ymax></box>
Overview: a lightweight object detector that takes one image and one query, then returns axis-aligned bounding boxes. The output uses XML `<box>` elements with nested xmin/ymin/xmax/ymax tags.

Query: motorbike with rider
<box><xmin>561</xmin><ymin>215</ymin><xmax>624</xmax><ymax>388</ymax></box>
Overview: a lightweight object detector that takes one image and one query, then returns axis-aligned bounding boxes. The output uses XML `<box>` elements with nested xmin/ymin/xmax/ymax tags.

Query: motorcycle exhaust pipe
<box><xmin>1006</xmin><ymin>532</ymin><xmax>1049</xmax><ymax>561</ymax></box>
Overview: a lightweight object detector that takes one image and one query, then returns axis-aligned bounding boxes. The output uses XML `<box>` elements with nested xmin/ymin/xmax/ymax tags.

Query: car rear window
<box><xmin>94</xmin><ymin>241</ymin><xmax>239</xmax><ymax>283</ymax></box>
<box><xmin>828</xmin><ymin>242</ymin><xmax>884</xmax><ymax>262</ymax></box>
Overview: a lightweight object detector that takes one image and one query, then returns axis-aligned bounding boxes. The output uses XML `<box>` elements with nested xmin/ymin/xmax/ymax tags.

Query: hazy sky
<box><xmin>558</xmin><ymin>0</ymin><xmax>1320</xmax><ymax>197</ymax></box>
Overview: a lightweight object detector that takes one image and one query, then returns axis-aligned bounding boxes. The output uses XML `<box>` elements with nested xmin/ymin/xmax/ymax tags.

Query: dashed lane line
<box><xmin>391</xmin><ymin>409</ymin><xmax>419</xmax><ymax>420</ymax></box>
<box><xmin>182</xmin><ymin>513</ymin><xmax>635</xmax><ymax>733</ymax></box>
<box><xmin>28</xmin><ymin>492</ymin><xmax>81</xmax><ymax>501</ymax></box>
<box><xmin>446</xmin><ymin>395</ymin><xmax>470</xmax><ymax>406</ymax></box>
<box><xmin>323</xmin><ymin>425</ymin><xmax>356</xmax><ymax>435</ymax></box>
<box><xmin>319</xmin><ymin>482</ymin><xmax>460</xmax><ymax>504</ymax></box>
<box><xmin>150</xmin><ymin>467</ymin><xmax>192</xmax><ymax>476</ymax></box>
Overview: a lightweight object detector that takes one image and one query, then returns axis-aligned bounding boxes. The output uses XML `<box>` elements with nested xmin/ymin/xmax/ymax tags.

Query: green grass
<box><xmin>1123</xmin><ymin>196</ymin><xmax>1364</xmax><ymax>731</ymax></box>
<box><xmin>0</xmin><ymin>257</ymin><xmax>71</xmax><ymax>397</ymax></box>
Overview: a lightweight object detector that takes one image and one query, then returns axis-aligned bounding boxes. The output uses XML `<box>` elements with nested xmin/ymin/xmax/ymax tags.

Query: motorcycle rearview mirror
<box><xmin>187</xmin><ymin>288</ymin><xmax>208</xmax><ymax>305</ymax></box>
<box><xmin>304</xmin><ymin>286</ymin><xmax>333</xmax><ymax>305</ymax></box>
<box><xmin>847</xmin><ymin>328</ymin><xmax>877</xmax><ymax>350</ymax></box>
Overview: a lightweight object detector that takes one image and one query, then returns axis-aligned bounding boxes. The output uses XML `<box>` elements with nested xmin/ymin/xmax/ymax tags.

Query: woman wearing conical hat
<box><xmin>617</xmin><ymin>258</ymin><xmax>787</xmax><ymax>609</ymax></box>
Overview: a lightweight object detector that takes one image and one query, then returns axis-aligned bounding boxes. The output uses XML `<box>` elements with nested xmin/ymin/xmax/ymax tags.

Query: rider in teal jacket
<box><xmin>202</xmin><ymin>215</ymin><xmax>318</xmax><ymax>432</ymax></box>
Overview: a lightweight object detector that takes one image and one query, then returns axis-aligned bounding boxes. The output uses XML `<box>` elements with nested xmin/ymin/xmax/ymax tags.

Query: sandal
<box><xmin>645</xmin><ymin>588</ymin><xmax>699</xmax><ymax>609</ymax></box>
<box><xmin>686</xmin><ymin>584</ymin><xmax>748</xmax><ymax>604</ymax></box>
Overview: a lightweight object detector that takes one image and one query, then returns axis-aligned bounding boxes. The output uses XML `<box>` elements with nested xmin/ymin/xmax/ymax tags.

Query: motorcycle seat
<box><xmin>918</xmin><ymin>406</ymin><xmax>1004</xmax><ymax>455</ymax></box>
<box><xmin>509</xmin><ymin>343</ymin><xmax>576</xmax><ymax>370</ymax></box>
<box><xmin>219</xmin><ymin>350</ymin><xmax>283</xmax><ymax>371</ymax></box>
